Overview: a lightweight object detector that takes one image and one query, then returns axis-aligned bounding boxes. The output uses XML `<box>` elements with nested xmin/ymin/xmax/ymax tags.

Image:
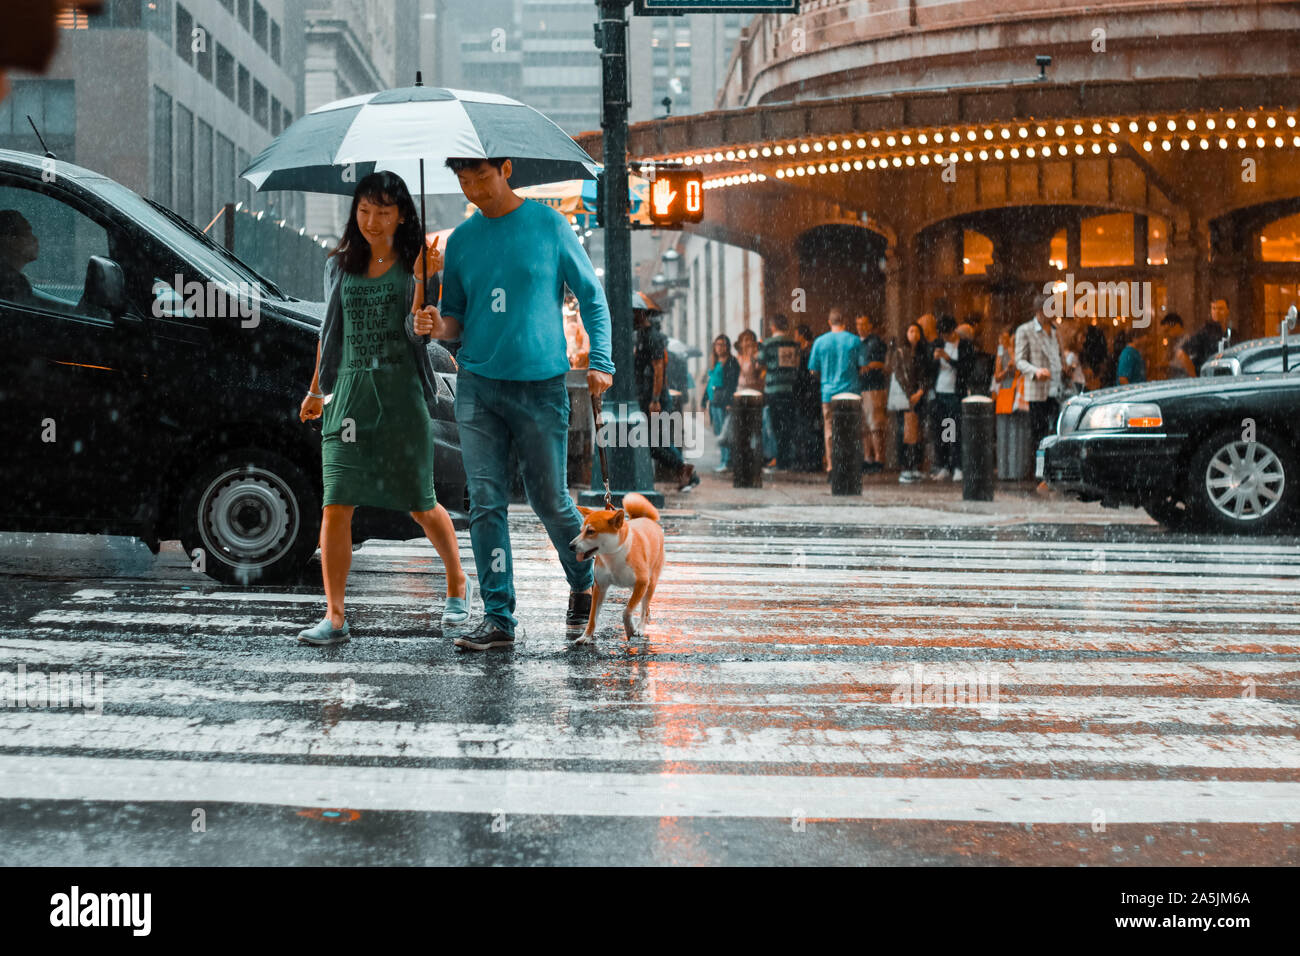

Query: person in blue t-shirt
<box><xmin>424</xmin><ymin>157</ymin><xmax>614</xmax><ymax>651</ymax></box>
<box><xmin>1115</xmin><ymin>328</ymin><xmax>1149</xmax><ymax>385</ymax></box>
<box><xmin>807</xmin><ymin>309</ymin><xmax>864</xmax><ymax>473</ymax></box>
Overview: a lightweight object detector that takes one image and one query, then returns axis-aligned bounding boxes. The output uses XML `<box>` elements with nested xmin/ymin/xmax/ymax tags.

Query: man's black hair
<box><xmin>770</xmin><ymin>313</ymin><xmax>790</xmax><ymax>332</ymax></box>
<box><xmin>445</xmin><ymin>157</ymin><xmax>509</xmax><ymax>174</ymax></box>
<box><xmin>936</xmin><ymin>313</ymin><xmax>957</xmax><ymax>335</ymax></box>
<box><xmin>1160</xmin><ymin>312</ymin><xmax>1184</xmax><ymax>327</ymax></box>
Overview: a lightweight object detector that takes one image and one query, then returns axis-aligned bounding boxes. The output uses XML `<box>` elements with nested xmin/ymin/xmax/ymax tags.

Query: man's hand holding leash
<box><xmin>587</xmin><ymin>369</ymin><xmax>612</xmax><ymax>399</ymax></box>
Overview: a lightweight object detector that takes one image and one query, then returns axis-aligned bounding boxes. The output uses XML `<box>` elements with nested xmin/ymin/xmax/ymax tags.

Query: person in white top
<box><xmin>1014</xmin><ymin>292</ymin><xmax>1065</xmax><ymax>493</ymax></box>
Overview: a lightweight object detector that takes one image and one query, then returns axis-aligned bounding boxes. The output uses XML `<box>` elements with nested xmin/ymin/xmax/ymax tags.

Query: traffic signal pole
<box><xmin>583</xmin><ymin>0</ymin><xmax>660</xmax><ymax>508</ymax></box>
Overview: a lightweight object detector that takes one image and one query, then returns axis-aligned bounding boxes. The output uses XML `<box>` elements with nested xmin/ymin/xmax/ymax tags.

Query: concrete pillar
<box><xmin>1166</xmin><ymin>220</ymin><xmax>1207</xmax><ymax>329</ymax></box>
<box><xmin>884</xmin><ymin>242</ymin><xmax>907</xmax><ymax>344</ymax></box>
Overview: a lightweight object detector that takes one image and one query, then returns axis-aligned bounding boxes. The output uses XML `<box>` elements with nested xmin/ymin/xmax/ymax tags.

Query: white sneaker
<box><xmin>899</xmin><ymin>470</ymin><xmax>921</xmax><ymax>484</ymax></box>
<box><xmin>713</xmin><ymin>464</ymin><xmax>728</xmax><ymax>473</ymax></box>
<box><xmin>931</xmin><ymin>468</ymin><xmax>951</xmax><ymax>481</ymax></box>
<box><xmin>952</xmin><ymin>468</ymin><xmax>963</xmax><ymax>481</ymax></box>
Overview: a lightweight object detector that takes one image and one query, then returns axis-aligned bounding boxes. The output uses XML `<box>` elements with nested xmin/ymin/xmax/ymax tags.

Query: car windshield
<box><xmin>87</xmin><ymin>178</ymin><xmax>287</xmax><ymax>300</ymax></box>
<box><xmin>142</xmin><ymin>197</ymin><xmax>287</xmax><ymax>300</ymax></box>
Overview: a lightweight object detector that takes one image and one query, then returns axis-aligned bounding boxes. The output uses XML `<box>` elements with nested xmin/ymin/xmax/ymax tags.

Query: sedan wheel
<box><xmin>179</xmin><ymin>449</ymin><xmax>320</xmax><ymax>584</ymax></box>
<box><xmin>1191</xmin><ymin>429</ymin><xmax>1295</xmax><ymax>533</ymax></box>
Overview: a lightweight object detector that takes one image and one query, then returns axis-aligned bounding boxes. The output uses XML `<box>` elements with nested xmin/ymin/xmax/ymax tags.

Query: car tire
<box><xmin>179</xmin><ymin>448</ymin><xmax>320</xmax><ymax>585</ymax></box>
<box><xmin>1142</xmin><ymin>493</ymin><xmax>1192</xmax><ymax>531</ymax></box>
<box><xmin>1188</xmin><ymin>427</ymin><xmax>1297</xmax><ymax>534</ymax></box>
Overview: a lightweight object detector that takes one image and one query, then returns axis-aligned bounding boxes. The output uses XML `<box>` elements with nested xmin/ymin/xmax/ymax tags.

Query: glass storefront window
<box><xmin>1262</xmin><ymin>283</ymin><xmax>1299</xmax><ymax>336</ymax></box>
<box><xmin>1080</xmin><ymin>213</ymin><xmax>1134</xmax><ymax>267</ymax></box>
<box><xmin>1259</xmin><ymin>212</ymin><xmax>1300</xmax><ymax>263</ymax></box>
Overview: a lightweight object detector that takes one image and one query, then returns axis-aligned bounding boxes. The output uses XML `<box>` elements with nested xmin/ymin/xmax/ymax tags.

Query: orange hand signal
<box><xmin>652</xmin><ymin>178</ymin><xmax>677</xmax><ymax>216</ymax></box>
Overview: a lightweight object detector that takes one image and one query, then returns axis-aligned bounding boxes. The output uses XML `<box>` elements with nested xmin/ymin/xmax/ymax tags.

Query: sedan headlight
<box><xmin>1078</xmin><ymin>402</ymin><xmax>1163</xmax><ymax>430</ymax></box>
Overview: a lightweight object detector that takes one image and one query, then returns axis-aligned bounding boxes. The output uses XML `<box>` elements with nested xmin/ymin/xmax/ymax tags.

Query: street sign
<box><xmin>645</xmin><ymin>168</ymin><xmax>704</xmax><ymax>226</ymax></box>
<box><xmin>633</xmin><ymin>1</ymin><xmax>799</xmax><ymax>14</ymax></box>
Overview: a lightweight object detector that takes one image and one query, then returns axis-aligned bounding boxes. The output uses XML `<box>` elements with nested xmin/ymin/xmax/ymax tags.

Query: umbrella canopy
<box><xmin>240</xmin><ymin>84</ymin><xmax>599</xmax><ymax>197</ymax></box>
<box><xmin>632</xmin><ymin>291</ymin><xmax>663</xmax><ymax>314</ymax></box>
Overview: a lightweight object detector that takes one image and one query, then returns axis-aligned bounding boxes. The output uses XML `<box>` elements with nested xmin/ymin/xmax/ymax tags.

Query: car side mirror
<box><xmin>84</xmin><ymin>255</ymin><xmax>127</xmax><ymax>316</ymax></box>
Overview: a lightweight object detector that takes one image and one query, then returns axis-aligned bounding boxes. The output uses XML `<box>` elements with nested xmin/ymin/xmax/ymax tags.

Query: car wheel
<box><xmin>179</xmin><ymin>448</ymin><xmax>319</xmax><ymax>585</ymax></box>
<box><xmin>1142</xmin><ymin>493</ymin><xmax>1192</xmax><ymax>531</ymax></box>
<box><xmin>1189</xmin><ymin>428</ymin><xmax>1296</xmax><ymax>534</ymax></box>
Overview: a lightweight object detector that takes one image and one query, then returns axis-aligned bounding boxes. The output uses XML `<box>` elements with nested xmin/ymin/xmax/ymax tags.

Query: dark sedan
<box><xmin>1200</xmin><ymin>335</ymin><xmax>1300</xmax><ymax>377</ymax></box>
<box><xmin>0</xmin><ymin>149</ymin><xmax>467</xmax><ymax>585</ymax></box>
<box><xmin>1039</xmin><ymin>369</ymin><xmax>1300</xmax><ymax>532</ymax></box>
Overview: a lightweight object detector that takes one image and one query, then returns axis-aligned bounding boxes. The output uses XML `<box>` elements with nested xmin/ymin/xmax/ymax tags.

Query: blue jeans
<box><xmin>709</xmin><ymin>403</ymin><xmax>729</xmax><ymax>466</ymax></box>
<box><xmin>454</xmin><ymin>369</ymin><xmax>593</xmax><ymax>635</ymax></box>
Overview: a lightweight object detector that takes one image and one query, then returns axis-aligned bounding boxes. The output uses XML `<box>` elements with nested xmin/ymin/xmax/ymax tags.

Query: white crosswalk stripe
<box><xmin>2</xmin><ymin>524</ymin><xmax>1298</xmax><ymax>824</ymax></box>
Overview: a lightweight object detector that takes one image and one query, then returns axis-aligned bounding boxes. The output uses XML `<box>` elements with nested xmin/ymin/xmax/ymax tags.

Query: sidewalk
<box><xmin>643</xmin><ymin>418</ymin><xmax>1153</xmax><ymax>528</ymax></box>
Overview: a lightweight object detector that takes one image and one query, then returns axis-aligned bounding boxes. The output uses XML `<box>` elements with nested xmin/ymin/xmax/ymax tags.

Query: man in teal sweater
<box><xmin>416</xmin><ymin>157</ymin><xmax>614</xmax><ymax>650</ymax></box>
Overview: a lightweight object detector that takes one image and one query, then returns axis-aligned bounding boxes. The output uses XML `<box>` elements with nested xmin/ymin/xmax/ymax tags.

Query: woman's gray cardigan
<box><xmin>317</xmin><ymin>255</ymin><xmax>439</xmax><ymax>408</ymax></box>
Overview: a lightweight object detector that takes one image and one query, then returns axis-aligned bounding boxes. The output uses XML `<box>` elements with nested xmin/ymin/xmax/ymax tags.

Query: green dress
<box><xmin>321</xmin><ymin>263</ymin><xmax>437</xmax><ymax>511</ymax></box>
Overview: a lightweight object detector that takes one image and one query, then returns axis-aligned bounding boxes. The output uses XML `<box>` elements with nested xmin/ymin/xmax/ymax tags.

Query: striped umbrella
<box><xmin>240</xmin><ymin>80</ymin><xmax>598</xmax><ymax>198</ymax></box>
<box><xmin>239</xmin><ymin>73</ymin><xmax>599</xmax><ymax>303</ymax></box>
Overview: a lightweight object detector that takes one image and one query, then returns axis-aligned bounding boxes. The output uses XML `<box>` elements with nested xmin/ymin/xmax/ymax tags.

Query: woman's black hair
<box><xmin>711</xmin><ymin>333</ymin><xmax>733</xmax><ymax>367</ymax></box>
<box><xmin>328</xmin><ymin>171</ymin><xmax>423</xmax><ymax>276</ymax></box>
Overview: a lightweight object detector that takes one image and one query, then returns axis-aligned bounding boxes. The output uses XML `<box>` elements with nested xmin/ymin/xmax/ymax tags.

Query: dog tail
<box><xmin>622</xmin><ymin>492</ymin><xmax>660</xmax><ymax>523</ymax></box>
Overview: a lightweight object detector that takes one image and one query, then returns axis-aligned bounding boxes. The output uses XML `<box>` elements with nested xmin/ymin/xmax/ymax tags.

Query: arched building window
<box><xmin>1259</xmin><ymin>212</ymin><xmax>1300</xmax><ymax>262</ymax></box>
<box><xmin>1050</xmin><ymin>228</ymin><xmax>1067</xmax><ymax>270</ymax></box>
<box><xmin>962</xmin><ymin>230</ymin><xmax>993</xmax><ymax>275</ymax></box>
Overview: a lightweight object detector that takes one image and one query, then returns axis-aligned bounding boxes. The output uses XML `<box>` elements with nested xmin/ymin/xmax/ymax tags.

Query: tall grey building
<box><xmin>303</xmin><ymin>0</ymin><xmax>420</xmax><ymax>241</ymax></box>
<box><xmin>628</xmin><ymin>11</ymin><xmax>746</xmax><ymax>124</ymax></box>
<box><xmin>1</xmin><ymin>0</ymin><xmax>308</xmax><ymax>229</ymax></box>
<box><xmin>437</xmin><ymin>0</ymin><xmax>598</xmax><ymax>136</ymax></box>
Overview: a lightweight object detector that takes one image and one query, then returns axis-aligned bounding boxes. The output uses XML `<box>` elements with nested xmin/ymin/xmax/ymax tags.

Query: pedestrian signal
<box><xmin>647</xmin><ymin>170</ymin><xmax>704</xmax><ymax>226</ymax></box>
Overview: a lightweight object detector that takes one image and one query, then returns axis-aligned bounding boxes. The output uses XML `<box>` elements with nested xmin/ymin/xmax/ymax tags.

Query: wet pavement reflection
<box><xmin>0</xmin><ymin>515</ymin><xmax>1297</xmax><ymax>865</ymax></box>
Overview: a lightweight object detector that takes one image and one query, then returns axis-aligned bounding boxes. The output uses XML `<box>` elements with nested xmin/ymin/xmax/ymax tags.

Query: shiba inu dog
<box><xmin>569</xmin><ymin>493</ymin><xmax>664</xmax><ymax>643</ymax></box>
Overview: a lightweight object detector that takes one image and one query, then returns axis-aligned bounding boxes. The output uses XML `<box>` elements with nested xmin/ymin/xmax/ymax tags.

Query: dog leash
<box><xmin>590</xmin><ymin>391</ymin><xmax>614</xmax><ymax>510</ymax></box>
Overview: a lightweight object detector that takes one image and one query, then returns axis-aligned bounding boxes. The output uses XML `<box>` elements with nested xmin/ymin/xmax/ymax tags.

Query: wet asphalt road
<box><xmin>0</xmin><ymin>515</ymin><xmax>1298</xmax><ymax>866</ymax></box>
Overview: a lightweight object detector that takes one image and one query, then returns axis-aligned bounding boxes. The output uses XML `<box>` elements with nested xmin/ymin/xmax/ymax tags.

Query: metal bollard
<box><xmin>961</xmin><ymin>395</ymin><xmax>995</xmax><ymax>501</ymax></box>
<box><xmin>731</xmin><ymin>388</ymin><xmax>764</xmax><ymax>488</ymax></box>
<box><xmin>829</xmin><ymin>391</ymin><xmax>863</xmax><ymax>495</ymax></box>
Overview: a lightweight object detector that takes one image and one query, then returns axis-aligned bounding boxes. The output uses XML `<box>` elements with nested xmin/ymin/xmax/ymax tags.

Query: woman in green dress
<box><xmin>295</xmin><ymin>172</ymin><xmax>468</xmax><ymax>644</ymax></box>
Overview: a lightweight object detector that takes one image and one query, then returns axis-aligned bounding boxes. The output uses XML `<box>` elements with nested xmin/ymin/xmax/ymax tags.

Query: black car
<box><xmin>1039</xmin><ymin>368</ymin><xmax>1300</xmax><ymax>533</ymax></box>
<box><xmin>1200</xmin><ymin>335</ymin><xmax>1300</xmax><ymax>376</ymax></box>
<box><xmin>0</xmin><ymin>149</ymin><xmax>467</xmax><ymax>584</ymax></box>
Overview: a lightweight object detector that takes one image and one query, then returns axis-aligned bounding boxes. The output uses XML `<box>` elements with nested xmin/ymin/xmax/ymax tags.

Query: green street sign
<box><xmin>633</xmin><ymin>1</ymin><xmax>800</xmax><ymax>13</ymax></box>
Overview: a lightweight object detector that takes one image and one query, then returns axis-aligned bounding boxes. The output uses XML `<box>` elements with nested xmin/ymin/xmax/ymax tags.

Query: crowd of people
<box><xmin>698</xmin><ymin>296</ymin><xmax>1233</xmax><ymax>485</ymax></box>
